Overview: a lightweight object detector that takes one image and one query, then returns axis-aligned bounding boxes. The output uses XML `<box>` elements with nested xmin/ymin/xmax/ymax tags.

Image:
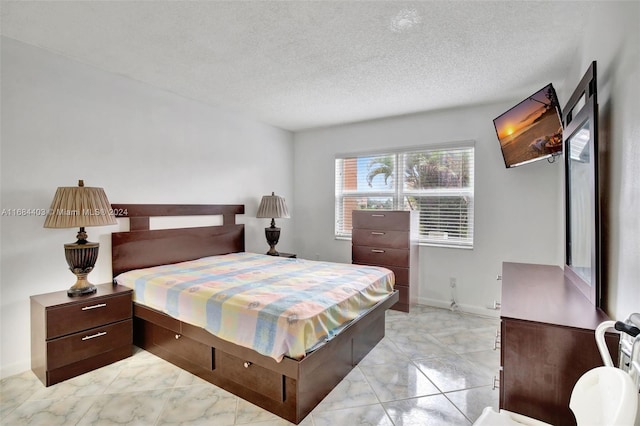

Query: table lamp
<box><xmin>43</xmin><ymin>179</ymin><xmax>118</xmax><ymax>296</ymax></box>
<box><xmin>256</xmin><ymin>192</ymin><xmax>290</xmax><ymax>256</ymax></box>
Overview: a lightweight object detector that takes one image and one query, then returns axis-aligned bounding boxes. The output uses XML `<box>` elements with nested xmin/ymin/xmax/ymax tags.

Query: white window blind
<box><xmin>335</xmin><ymin>143</ymin><xmax>474</xmax><ymax>248</ymax></box>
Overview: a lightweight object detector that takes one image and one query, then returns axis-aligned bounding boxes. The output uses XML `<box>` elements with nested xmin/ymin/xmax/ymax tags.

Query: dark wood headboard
<box><xmin>111</xmin><ymin>204</ymin><xmax>245</xmax><ymax>277</ymax></box>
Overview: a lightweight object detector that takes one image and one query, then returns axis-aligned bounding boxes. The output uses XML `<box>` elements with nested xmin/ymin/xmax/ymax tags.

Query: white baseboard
<box><xmin>417</xmin><ymin>297</ymin><xmax>500</xmax><ymax>318</ymax></box>
<box><xmin>0</xmin><ymin>360</ymin><xmax>31</xmax><ymax>380</ymax></box>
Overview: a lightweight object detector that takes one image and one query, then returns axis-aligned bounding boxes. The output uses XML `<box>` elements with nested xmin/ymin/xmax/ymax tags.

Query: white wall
<box><xmin>293</xmin><ymin>1</ymin><xmax>640</xmax><ymax>323</ymax></box>
<box><xmin>0</xmin><ymin>38</ymin><xmax>294</xmax><ymax>377</ymax></box>
<box><xmin>562</xmin><ymin>1</ymin><xmax>639</xmax><ymax>321</ymax></box>
<box><xmin>293</xmin><ymin>103</ymin><xmax>563</xmax><ymax>315</ymax></box>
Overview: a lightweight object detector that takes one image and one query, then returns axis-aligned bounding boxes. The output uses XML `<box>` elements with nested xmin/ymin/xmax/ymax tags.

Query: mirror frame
<box><xmin>563</xmin><ymin>61</ymin><xmax>600</xmax><ymax>306</ymax></box>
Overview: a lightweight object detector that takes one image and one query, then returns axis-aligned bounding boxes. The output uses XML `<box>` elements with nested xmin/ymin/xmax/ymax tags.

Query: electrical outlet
<box><xmin>487</xmin><ymin>300</ymin><xmax>501</xmax><ymax>310</ymax></box>
<box><xmin>450</xmin><ymin>277</ymin><xmax>457</xmax><ymax>288</ymax></box>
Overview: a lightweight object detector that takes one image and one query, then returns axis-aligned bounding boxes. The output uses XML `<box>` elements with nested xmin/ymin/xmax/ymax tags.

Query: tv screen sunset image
<box><xmin>494</xmin><ymin>84</ymin><xmax>563</xmax><ymax>167</ymax></box>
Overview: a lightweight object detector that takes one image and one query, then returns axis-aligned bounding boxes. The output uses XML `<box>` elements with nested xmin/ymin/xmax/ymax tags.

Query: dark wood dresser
<box><xmin>352</xmin><ymin>210</ymin><xmax>418</xmax><ymax>312</ymax></box>
<box><xmin>30</xmin><ymin>283</ymin><xmax>133</xmax><ymax>386</ymax></box>
<box><xmin>500</xmin><ymin>262</ymin><xmax>619</xmax><ymax>425</ymax></box>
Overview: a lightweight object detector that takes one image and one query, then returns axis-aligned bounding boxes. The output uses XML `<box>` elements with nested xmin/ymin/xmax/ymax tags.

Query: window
<box><xmin>335</xmin><ymin>142</ymin><xmax>475</xmax><ymax>248</ymax></box>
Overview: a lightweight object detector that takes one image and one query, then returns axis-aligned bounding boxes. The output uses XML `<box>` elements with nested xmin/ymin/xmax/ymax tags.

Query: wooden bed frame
<box><xmin>111</xmin><ymin>204</ymin><xmax>399</xmax><ymax>424</ymax></box>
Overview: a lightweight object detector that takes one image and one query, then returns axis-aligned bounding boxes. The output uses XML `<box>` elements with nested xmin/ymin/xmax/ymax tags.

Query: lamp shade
<box><xmin>43</xmin><ymin>180</ymin><xmax>118</xmax><ymax>229</ymax></box>
<box><xmin>256</xmin><ymin>192</ymin><xmax>290</xmax><ymax>219</ymax></box>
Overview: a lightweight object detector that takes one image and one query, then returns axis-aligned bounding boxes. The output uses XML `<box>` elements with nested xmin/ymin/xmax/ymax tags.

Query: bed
<box><xmin>110</xmin><ymin>204</ymin><xmax>399</xmax><ymax>424</ymax></box>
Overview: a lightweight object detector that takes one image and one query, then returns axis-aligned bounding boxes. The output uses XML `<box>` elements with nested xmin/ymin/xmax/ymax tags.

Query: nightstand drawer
<box><xmin>351</xmin><ymin>229</ymin><xmax>409</xmax><ymax>249</ymax></box>
<box><xmin>32</xmin><ymin>284</ymin><xmax>133</xmax><ymax>386</ymax></box>
<box><xmin>47</xmin><ymin>319</ymin><xmax>132</xmax><ymax>370</ymax></box>
<box><xmin>352</xmin><ymin>245</ymin><xmax>409</xmax><ymax>268</ymax></box>
<box><xmin>46</xmin><ymin>293</ymin><xmax>132</xmax><ymax>339</ymax></box>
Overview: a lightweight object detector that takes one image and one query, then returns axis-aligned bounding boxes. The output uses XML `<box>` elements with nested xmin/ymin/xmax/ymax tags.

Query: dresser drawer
<box><xmin>47</xmin><ymin>319</ymin><xmax>132</xmax><ymax>370</ymax></box>
<box><xmin>352</xmin><ymin>245</ymin><xmax>409</xmax><ymax>268</ymax></box>
<box><xmin>46</xmin><ymin>293</ymin><xmax>132</xmax><ymax>339</ymax></box>
<box><xmin>395</xmin><ymin>284</ymin><xmax>410</xmax><ymax>305</ymax></box>
<box><xmin>352</xmin><ymin>210</ymin><xmax>410</xmax><ymax>231</ymax></box>
<box><xmin>386</xmin><ymin>266</ymin><xmax>409</xmax><ymax>285</ymax></box>
<box><xmin>352</xmin><ymin>263</ymin><xmax>409</xmax><ymax>286</ymax></box>
<box><xmin>391</xmin><ymin>285</ymin><xmax>410</xmax><ymax>312</ymax></box>
<box><xmin>351</xmin><ymin>229</ymin><xmax>409</xmax><ymax>249</ymax></box>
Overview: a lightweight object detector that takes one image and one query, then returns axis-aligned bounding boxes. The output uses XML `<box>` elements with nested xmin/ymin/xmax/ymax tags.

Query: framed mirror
<box><xmin>563</xmin><ymin>61</ymin><xmax>600</xmax><ymax>306</ymax></box>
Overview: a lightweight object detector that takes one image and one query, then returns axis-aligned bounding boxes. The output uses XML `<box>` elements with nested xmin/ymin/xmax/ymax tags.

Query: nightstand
<box><xmin>272</xmin><ymin>252</ymin><xmax>297</xmax><ymax>258</ymax></box>
<box><xmin>30</xmin><ymin>283</ymin><xmax>133</xmax><ymax>386</ymax></box>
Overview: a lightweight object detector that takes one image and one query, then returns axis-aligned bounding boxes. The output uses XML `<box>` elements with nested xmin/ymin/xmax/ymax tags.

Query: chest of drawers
<box><xmin>30</xmin><ymin>283</ymin><xmax>133</xmax><ymax>386</ymax></box>
<box><xmin>352</xmin><ymin>210</ymin><xmax>418</xmax><ymax>312</ymax></box>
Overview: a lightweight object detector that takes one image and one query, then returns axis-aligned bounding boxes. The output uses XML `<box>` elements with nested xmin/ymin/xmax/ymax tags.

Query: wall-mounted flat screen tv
<box><xmin>493</xmin><ymin>83</ymin><xmax>563</xmax><ymax>168</ymax></box>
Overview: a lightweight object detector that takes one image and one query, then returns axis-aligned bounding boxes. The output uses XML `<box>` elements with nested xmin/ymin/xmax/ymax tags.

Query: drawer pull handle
<box><xmin>492</xmin><ymin>376</ymin><xmax>500</xmax><ymax>390</ymax></box>
<box><xmin>243</xmin><ymin>361</ymin><xmax>252</xmax><ymax>368</ymax></box>
<box><xmin>82</xmin><ymin>303</ymin><xmax>107</xmax><ymax>311</ymax></box>
<box><xmin>371</xmin><ymin>249</ymin><xmax>385</xmax><ymax>253</ymax></box>
<box><xmin>82</xmin><ymin>331</ymin><xmax>107</xmax><ymax>341</ymax></box>
<box><xmin>371</xmin><ymin>214</ymin><xmax>385</xmax><ymax>217</ymax></box>
<box><xmin>175</xmin><ymin>334</ymin><xmax>181</xmax><ymax>340</ymax></box>
<box><xmin>371</xmin><ymin>232</ymin><xmax>385</xmax><ymax>235</ymax></box>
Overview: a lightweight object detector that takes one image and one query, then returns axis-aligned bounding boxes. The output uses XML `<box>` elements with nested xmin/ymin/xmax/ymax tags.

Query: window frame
<box><xmin>335</xmin><ymin>141</ymin><xmax>475</xmax><ymax>248</ymax></box>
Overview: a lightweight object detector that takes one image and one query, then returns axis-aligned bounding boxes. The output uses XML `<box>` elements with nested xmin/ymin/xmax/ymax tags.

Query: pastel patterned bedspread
<box><xmin>114</xmin><ymin>252</ymin><xmax>394</xmax><ymax>361</ymax></box>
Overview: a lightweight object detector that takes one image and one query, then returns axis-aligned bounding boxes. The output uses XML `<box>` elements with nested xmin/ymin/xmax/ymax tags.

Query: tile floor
<box><xmin>0</xmin><ymin>305</ymin><xmax>500</xmax><ymax>425</ymax></box>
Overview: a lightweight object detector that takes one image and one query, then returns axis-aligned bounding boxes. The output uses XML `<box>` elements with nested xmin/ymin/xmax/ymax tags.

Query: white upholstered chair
<box><xmin>474</xmin><ymin>366</ymin><xmax>638</xmax><ymax>426</ymax></box>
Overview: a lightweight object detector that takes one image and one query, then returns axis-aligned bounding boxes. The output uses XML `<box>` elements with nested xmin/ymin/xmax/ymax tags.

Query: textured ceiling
<box><xmin>1</xmin><ymin>1</ymin><xmax>595</xmax><ymax>131</ymax></box>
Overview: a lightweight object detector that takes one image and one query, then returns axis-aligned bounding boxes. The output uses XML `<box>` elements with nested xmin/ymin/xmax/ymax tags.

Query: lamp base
<box><xmin>64</xmin><ymin>240</ymin><xmax>99</xmax><ymax>297</ymax></box>
<box><xmin>265</xmin><ymin>225</ymin><xmax>281</xmax><ymax>257</ymax></box>
<box><xmin>266</xmin><ymin>247</ymin><xmax>280</xmax><ymax>256</ymax></box>
<box><xmin>67</xmin><ymin>280</ymin><xmax>97</xmax><ymax>297</ymax></box>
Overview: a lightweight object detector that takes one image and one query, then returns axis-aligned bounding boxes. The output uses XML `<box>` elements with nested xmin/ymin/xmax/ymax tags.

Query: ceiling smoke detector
<box><xmin>389</xmin><ymin>8</ymin><xmax>422</xmax><ymax>33</ymax></box>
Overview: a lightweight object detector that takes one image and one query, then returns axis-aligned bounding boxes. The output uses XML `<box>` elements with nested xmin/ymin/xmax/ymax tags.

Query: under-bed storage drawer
<box><xmin>152</xmin><ymin>324</ymin><xmax>212</xmax><ymax>370</ymax></box>
<box><xmin>215</xmin><ymin>350</ymin><xmax>284</xmax><ymax>402</ymax></box>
